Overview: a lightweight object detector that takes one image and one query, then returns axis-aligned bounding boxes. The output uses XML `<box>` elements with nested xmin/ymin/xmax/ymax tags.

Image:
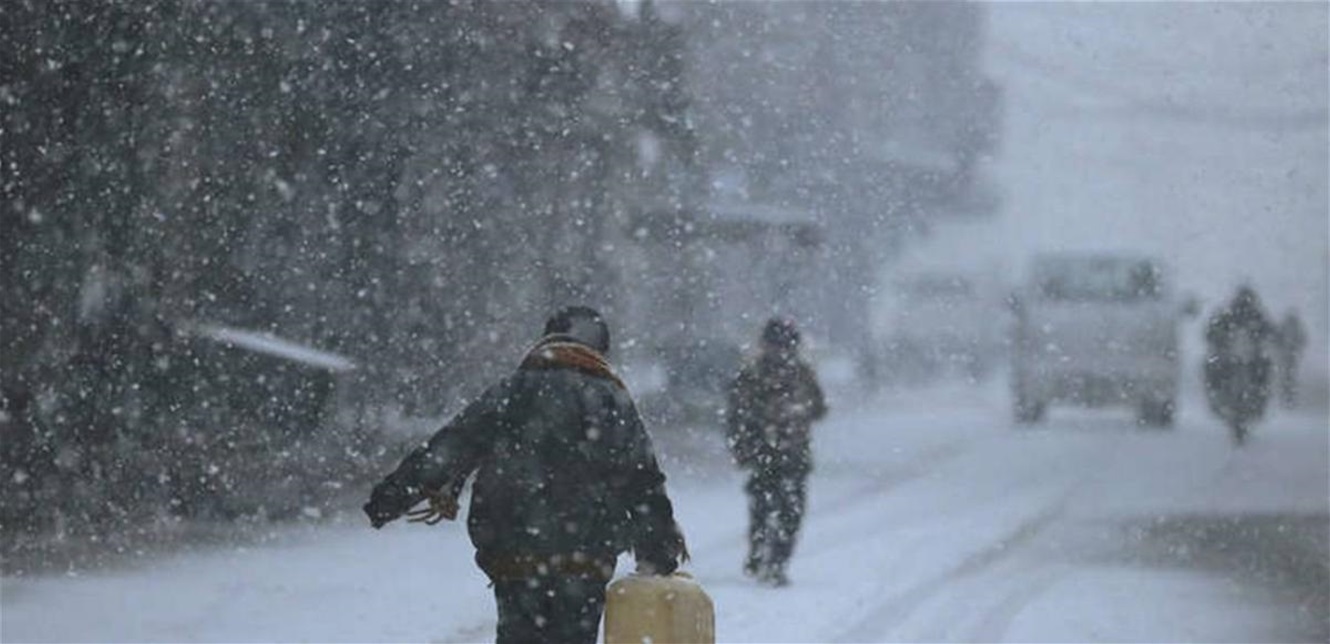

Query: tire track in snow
<box><xmin>691</xmin><ymin>439</ymin><xmax>973</xmax><ymax>557</ymax></box>
<box><xmin>833</xmin><ymin>490</ymin><xmax>1072</xmax><ymax>643</ymax></box>
<box><xmin>961</xmin><ymin>564</ymin><xmax>1065</xmax><ymax>642</ymax></box>
<box><xmin>889</xmin><ymin>558</ymin><xmax>1068</xmax><ymax>642</ymax></box>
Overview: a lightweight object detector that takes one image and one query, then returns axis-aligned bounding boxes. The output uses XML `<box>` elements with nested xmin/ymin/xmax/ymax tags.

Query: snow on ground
<box><xmin>2</xmin><ymin>379</ymin><xmax>1326</xmax><ymax>643</ymax></box>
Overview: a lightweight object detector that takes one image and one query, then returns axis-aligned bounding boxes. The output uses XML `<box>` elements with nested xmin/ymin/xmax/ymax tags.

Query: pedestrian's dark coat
<box><xmin>364</xmin><ymin>334</ymin><xmax>686</xmax><ymax>581</ymax></box>
<box><xmin>726</xmin><ymin>350</ymin><xmax>827</xmax><ymax>476</ymax></box>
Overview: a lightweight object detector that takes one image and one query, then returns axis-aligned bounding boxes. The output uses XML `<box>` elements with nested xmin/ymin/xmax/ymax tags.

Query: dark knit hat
<box><xmin>761</xmin><ymin>317</ymin><xmax>800</xmax><ymax>350</ymax></box>
<box><xmin>544</xmin><ymin>305</ymin><xmax>611</xmax><ymax>354</ymax></box>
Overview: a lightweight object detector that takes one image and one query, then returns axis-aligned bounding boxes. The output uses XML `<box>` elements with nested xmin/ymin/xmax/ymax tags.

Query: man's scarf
<box><xmin>519</xmin><ymin>334</ymin><xmax>626</xmax><ymax>390</ymax></box>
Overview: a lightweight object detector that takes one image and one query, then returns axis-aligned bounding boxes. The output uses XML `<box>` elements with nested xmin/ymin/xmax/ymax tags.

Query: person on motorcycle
<box><xmin>1203</xmin><ymin>285</ymin><xmax>1275</xmax><ymax>444</ymax></box>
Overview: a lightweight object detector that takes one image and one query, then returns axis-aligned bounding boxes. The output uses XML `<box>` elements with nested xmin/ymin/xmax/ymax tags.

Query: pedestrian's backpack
<box><xmin>604</xmin><ymin>572</ymin><xmax>715</xmax><ymax>644</ymax></box>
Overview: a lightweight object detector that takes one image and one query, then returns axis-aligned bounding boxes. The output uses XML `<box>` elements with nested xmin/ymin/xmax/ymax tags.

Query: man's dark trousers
<box><xmin>493</xmin><ymin>574</ymin><xmax>607</xmax><ymax>644</ymax></box>
<box><xmin>746</xmin><ymin>470</ymin><xmax>808</xmax><ymax>574</ymax></box>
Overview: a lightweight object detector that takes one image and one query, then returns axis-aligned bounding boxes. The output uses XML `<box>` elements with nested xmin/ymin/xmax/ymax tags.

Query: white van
<box><xmin>1010</xmin><ymin>254</ymin><xmax>1192</xmax><ymax>426</ymax></box>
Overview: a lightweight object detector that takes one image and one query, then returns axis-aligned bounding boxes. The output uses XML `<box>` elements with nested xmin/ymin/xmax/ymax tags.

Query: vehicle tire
<box><xmin>1230</xmin><ymin>422</ymin><xmax>1248</xmax><ymax>446</ymax></box>
<box><xmin>1014</xmin><ymin>391</ymin><xmax>1045</xmax><ymax>425</ymax></box>
<box><xmin>1137</xmin><ymin>399</ymin><xmax>1175</xmax><ymax>428</ymax></box>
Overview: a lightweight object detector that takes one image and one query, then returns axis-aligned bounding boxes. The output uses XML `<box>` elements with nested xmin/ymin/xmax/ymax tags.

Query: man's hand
<box><xmin>634</xmin><ymin>524</ymin><xmax>688</xmax><ymax>576</ymax></box>
<box><xmin>363</xmin><ymin>481</ymin><xmax>412</xmax><ymax>529</ymax></box>
<box><xmin>364</xmin><ymin>503</ymin><xmax>393</xmax><ymax>529</ymax></box>
<box><xmin>634</xmin><ymin>557</ymin><xmax>678</xmax><ymax>576</ymax></box>
<box><xmin>726</xmin><ymin>431</ymin><xmax>758</xmax><ymax>469</ymax></box>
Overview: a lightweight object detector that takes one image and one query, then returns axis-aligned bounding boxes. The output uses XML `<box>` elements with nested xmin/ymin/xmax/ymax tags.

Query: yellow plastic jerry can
<box><xmin>603</xmin><ymin>572</ymin><xmax>715</xmax><ymax>644</ymax></box>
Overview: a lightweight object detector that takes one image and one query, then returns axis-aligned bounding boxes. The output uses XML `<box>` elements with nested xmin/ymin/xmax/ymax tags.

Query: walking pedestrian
<box><xmin>363</xmin><ymin>306</ymin><xmax>688</xmax><ymax>643</ymax></box>
<box><xmin>725</xmin><ymin>317</ymin><xmax>826</xmax><ymax>587</ymax></box>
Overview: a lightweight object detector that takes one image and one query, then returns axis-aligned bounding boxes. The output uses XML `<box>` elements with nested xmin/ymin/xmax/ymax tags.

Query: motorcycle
<box><xmin>1203</xmin><ymin>329</ymin><xmax>1272</xmax><ymax>446</ymax></box>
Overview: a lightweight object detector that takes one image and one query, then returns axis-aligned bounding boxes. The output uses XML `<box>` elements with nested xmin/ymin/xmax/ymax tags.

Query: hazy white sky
<box><xmin>980</xmin><ymin>2</ymin><xmax>1328</xmax><ymax>360</ymax></box>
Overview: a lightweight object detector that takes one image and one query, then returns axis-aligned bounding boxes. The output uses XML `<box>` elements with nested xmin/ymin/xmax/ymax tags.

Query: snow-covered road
<box><xmin>3</xmin><ymin>383</ymin><xmax>1327</xmax><ymax>643</ymax></box>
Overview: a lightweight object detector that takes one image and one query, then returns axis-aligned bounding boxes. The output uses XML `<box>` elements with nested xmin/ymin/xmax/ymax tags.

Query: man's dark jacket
<box><xmin>365</xmin><ymin>336</ymin><xmax>685</xmax><ymax>579</ymax></box>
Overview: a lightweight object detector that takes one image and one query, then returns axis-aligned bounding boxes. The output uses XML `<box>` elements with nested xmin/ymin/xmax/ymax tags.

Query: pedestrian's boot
<box><xmin>760</xmin><ymin>566</ymin><xmax>789</xmax><ymax>588</ymax></box>
<box><xmin>743</xmin><ymin>552</ymin><xmax>761</xmax><ymax>578</ymax></box>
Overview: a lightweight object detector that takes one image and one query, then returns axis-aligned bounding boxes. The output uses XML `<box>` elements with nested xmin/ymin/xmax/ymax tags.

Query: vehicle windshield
<box><xmin>1033</xmin><ymin>258</ymin><xmax>1163</xmax><ymax>302</ymax></box>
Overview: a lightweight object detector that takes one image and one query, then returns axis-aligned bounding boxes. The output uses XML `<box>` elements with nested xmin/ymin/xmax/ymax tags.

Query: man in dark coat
<box><xmin>726</xmin><ymin>317</ymin><xmax>826</xmax><ymax>587</ymax></box>
<box><xmin>364</xmin><ymin>306</ymin><xmax>688</xmax><ymax>644</ymax></box>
